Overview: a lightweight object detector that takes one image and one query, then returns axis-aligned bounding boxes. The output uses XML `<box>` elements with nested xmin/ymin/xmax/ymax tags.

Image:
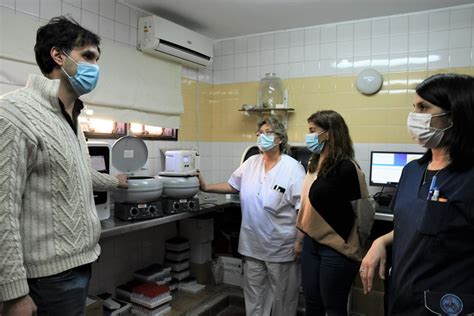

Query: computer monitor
<box><xmin>369</xmin><ymin>151</ymin><xmax>424</xmax><ymax>187</ymax></box>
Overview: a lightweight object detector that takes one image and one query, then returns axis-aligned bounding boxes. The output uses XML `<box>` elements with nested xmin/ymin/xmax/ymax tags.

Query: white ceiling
<box><xmin>121</xmin><ymin>0</ymin><xmax>474</xmax><ymax>39</ymax></box>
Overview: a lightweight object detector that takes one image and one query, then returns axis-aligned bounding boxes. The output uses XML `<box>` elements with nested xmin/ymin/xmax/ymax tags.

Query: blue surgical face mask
<box><xmin>257</xmin><ymin>133</ymin><xmax>277</xmax><ymax>152</ymax></box>
<box><xmin>306</xmin><ymin>131</ymin><xmax>326</xmax><ymax>153</ymax></box>
<box><xmin>62</xmin><ymin>53</ymin><xmax>100</xmax><ymax>95</ymax></box>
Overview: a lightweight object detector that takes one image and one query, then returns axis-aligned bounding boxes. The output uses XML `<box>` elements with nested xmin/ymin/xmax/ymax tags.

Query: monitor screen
<box><xmin>370</xmin><ymin>151</ymin><xmax>424</xmax><ymax>187</ymax></box>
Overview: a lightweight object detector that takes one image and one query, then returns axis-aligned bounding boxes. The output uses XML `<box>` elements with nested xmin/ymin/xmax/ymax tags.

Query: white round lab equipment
<box><xmin>356</xmin><ymin>68</ymin><xmax>383</xmax><ymax>95</ymax></box>
<box><xmin>111</xmin><ymin>136</ymin><xmax>163</xmax><ymax>203</ymax></box>
<box><xmin>157</xmin><ymin>174</ymin><xmax>200</xmax><ymax>198</ymax></box>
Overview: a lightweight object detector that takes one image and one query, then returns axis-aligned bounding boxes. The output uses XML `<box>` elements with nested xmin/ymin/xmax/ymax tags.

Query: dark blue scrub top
<box><xmin>389</xmin><ymin>160</ymin><xmax>474</xmax><ymax>315</ymax></box>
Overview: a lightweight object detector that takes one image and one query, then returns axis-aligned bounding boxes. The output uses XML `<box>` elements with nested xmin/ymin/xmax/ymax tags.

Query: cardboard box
<box><xmin>220</xmin><ymin>256</ymin><xmax>243</xmax><ymax>287</ymax></box>
<box><xmin>86</xmin><ymin>296</ymin><xmax>103</xmax><ymax>316</ymax></box>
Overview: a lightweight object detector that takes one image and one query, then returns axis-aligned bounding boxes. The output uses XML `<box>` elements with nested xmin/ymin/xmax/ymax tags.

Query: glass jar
<box><xmin>257</xmin><ymin>73</ymin><xmax>284</xmax><ymax>109</ymax></box>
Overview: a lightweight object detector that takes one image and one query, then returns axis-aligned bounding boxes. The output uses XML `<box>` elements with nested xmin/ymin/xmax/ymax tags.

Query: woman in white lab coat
<box><xmin>198</xmin><ymin>116</ymin><xmax>305</xmax><ymax>316</ymax></box>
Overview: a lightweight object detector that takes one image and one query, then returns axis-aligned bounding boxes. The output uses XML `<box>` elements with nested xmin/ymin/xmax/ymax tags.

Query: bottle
<box><xmin>257</xmin><ymin>73</ymin><xmax>284</xmax><ymax>109</ymax></box>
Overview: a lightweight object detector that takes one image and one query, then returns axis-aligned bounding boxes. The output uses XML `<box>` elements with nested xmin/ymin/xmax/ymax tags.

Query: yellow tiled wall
<box><xmin>180</xmin><ymin>67</ymin><xmax>473</xmax><ymax>143</ymax></box>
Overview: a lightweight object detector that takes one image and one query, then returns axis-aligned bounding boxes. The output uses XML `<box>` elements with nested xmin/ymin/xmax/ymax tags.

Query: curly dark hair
<box><xmin>34</xmin><ymin>16</ymin><xmax>101</xmax><ymax>75</ymax></box>
<box><xmin>307</xmin><ymin>110</ymin><xmax>354</xmax><ymax>176</ymax></box>
<box><xmin>416</xmin><ymin>73</ymin><xmax>474</xmax><ymax>171</ymax></box>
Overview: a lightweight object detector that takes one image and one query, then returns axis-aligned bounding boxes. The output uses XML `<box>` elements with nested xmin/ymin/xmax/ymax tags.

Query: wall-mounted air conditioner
<box><xmin>137</xmin><ymin>15</ymin><xmax>213</xmax><ymax>69</ymax></box>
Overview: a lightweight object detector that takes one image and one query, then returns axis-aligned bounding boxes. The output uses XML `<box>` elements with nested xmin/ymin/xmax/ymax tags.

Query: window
<box><xmin>80</xmin><ymin>117</ymin><xmax>178</xmax><ymax>140</ymax></box>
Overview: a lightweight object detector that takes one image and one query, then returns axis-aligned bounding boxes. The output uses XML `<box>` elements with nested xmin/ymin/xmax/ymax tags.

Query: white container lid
<box><xmin>111</xmin><ymin>136</ymin><xmax>148</xmax><ymax>173</ymax></box>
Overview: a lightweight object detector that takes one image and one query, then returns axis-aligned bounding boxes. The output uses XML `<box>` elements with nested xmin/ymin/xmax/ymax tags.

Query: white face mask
<box><xmin>407</xmin><ymin>112</ymin><xmax>452</xmax><ymax>148</ymax></box>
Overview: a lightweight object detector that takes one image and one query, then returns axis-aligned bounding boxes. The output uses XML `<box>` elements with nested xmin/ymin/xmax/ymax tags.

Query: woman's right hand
<box><xmin>359</xmin><ymin>237</ymin><xmax>387</xmax><ymax>294</ymax></box>
<box><xmin>195</xmin><ymin>170</ymin><xmax>207</xmax><ymax>192</ymax></box>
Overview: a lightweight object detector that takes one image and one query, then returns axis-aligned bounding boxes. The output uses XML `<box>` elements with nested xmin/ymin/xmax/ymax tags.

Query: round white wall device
<box><xmin>356</xmin><ymin>69</ymin><xmax>383</xmax><ymax>95</ymax></box>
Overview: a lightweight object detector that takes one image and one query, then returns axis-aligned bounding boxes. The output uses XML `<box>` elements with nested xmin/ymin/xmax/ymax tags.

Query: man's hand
<box><xmin>115</xmin><ymin>174</ymin><xmax>128</xmax><ymax>189</ymax></box>
<box><xmin>3</xmin><ymin>295</ymin><xmax>37</xmax><ymax>316</ymax></box>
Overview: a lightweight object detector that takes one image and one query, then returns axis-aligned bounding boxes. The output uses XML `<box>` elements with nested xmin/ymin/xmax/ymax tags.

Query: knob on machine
<box><xmin>114</xmin><ymin>202</ymin><xmax>163</xmax><ymax>221</ymax></box>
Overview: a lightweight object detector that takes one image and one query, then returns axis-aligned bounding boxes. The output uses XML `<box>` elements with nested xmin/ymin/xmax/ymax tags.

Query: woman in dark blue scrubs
<box><xmin>359</xmin><ymin>74</ymin><xmax>474</xmax><ymax>315</ymax></box>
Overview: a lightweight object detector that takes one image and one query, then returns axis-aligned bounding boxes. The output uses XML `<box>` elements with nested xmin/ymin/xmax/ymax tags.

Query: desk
<box><xmin>100</xmin><ymin>195</ymin><xmax>239</xmax><ymax>239</ymax></box>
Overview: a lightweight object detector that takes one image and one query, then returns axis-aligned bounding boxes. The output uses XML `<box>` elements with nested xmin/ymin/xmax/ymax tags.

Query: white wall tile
<box><xmin>213</xmin><ymin>56</ymin><xmax>222</xmax><ymax>70</ymax></box>
<box><xmin>213</xmin><ymin>41</ymin><xmax>223</xmax><ymax>57</ymax></box>
<box><xmin>305</xmin><ymin>26</ymin><xmax>320</xmax><ymax>45</ymax></box>
<box><xmin>289</xmin><ymin>62</ymin><xmax>304</xmax><ymax>78</ymax></box>
<box><xmin>449</xmin><ymin>48</ymin><xmax>472</xmax><ymax>67</ymax></box>
<box><xmin>275</xmin><ymin>47</ymin><xmax>289</xmax><ymax>64</ymax></box>
<box><xmin>247</xmin><ymin>51</ymin><xmax>260</xmax><ymax>67</ymax></box>
<box><xmin>260</xmin><ymin>49</ymin><xmax>275</xmax><ymax>65</ymax></box>
<box><xmin>41</xmin><ymin>0</ymin><xmax>62</xmax><ymax>21</ymax></box>
<box><xmin>221</xmin><ymin>69</ymin><xmax>234</xmax><ymax>83</ymax></box>
<box><xmin>304</xmin><ymin>60</ymin><xmax>319</xmax><ymax>77</ymax></box>
<box><xmin>114</xmin><ymin>22</ymin><xmax>129</xmax><ymax>45</ymax></box>
<box><xmin>16</xmin><ymin>0</ymin><xmax>39</xmax><ymax>17</ymax></box>
<box><xmin>221</xmin><ymin>54</ymin><xmax>234</xmax><ymax>69</ymax></box>
<box><xmin>337</xmin><ymin>41</ymin><xmax>353</xmax><ymax>58</ymax></box>
<box><xmin>353</xmin><ymin>56</ymin><xmax>371</xmax><ymax>73</ymax></box>
<box><xmin>372</xmin><ymin>18</ymin><xmax>389</xmax><ymax>37</ymax></box>
<box><xmin>99</xmin><ymin>16</ymin><xmax>115</xmax><ymax>41</ymax></box>
<box><xmin>320</xmin><ymin>59</ymin><xmax>337</xmax><ymax>76</ymax></box>
<box><xmin>83</xmin><ymin>0</ymin><xmax>99</xmax><ymax>14</ymax></box>
<box><xmin>82</xmin><ymin>10</ymin><xmax>99</xmax><ymax>34</ymax></box>
<box><xmin>409</xmin><ymin>12</ymin><xmax>429</xmax><ymax>33</ymax></box>
<box><xmin>450</xmin><ymin>7</ymin><xmax>472</xmax><ymax>29</ymax></box>
<box><xmin>129</xmin><ymin>9</ymin><xmax>139</xmax><ymax>28</ymax></box>
<box><xmin>371</xmin><ymin>36</ymin><xmax>389</xmax><ymax>55</ymax></box>
<box><xmin>234</xmin><ymin>68</ymin><xmax>246</xmax><ymax>83</ymax></box>
<box><xmin>354</xmin><ymin>21</ymin><xmax>371</xmax><ymax>39</ymax></box>
<box><xmin>115</xmin><ymin>2</ymin><xmax>129</xmax><ymax>26</ymax></box>
<box><xmin>213</xmin><ymin>70</ymin><xmax>222</xmax><ymax>84</ymax></box>
<box><xmin>99</xmin><ymin>0</ymin><xmax>115</xmax><ymax>20</ymax></box>
<box><xmin>408</xmin><ymin>51</ymin><xmax>428</xmax><ymax>71</ymax></box>
<box><xmin>64</xmin><ymin>0</ymin><xmax>81</xmax><ymax>7</ymax></box>
<box><xmin>260</xmin><ymin>65</ymin><xmax>275</xmax><ymax>78</ymax></box>
<box><xmin>321</xmin><ymin>25</ymin><xmax>337</xmax><ymax>43</ymax></box>
<box><xmin>130</xmin><ymin>27</ymin><xmax>137</xmax><ymax>47</ymax></box>
<box><xmin>247</xmin><ymin>35</ymin><xmax>261</xmax><ymax>52</ymax></box>
<box><xmin>289</xmin><ymin>46</ymin><xmax>304</xmax><ymax>62</ymax></box>
<box><xmin>275</xmin><ymin>63</ymin><xmax>289</xmax><ymax>79</ymax></box>
<box><xmin>429</xmin><ymin>10</ymin><xmax>450</xmax><ymax>32</ymax></box>
<box><xmin>234</xmin><ymin>53</ymin><xmax>247</xmax><ymax>68</ymax></box>
<box><xmin>354</xmin><ymin>39</ymin><xmax>371</xmax><ymax>57</ymax></box>
<box><xmin>428</xmin><ymin>30</ymin><xmax>450</xmax><ymax>50</ymax></box>
<box><xmin>0</xmin><ymin>0</ymin><xmax>14</xmax><ymax>9</ymax></box>
<box><xmin>320</xmin><ymin>42</ymin><xmax>336</xmax><ymax>59</ymax></box>
<box><xmin>275</xmin><ymin>31</ymin><xmax>289</xmax><ymax>48</ymax></box>
<box><xmin>390</xmin><ymin>15</ymin><xmax>408</xmax><ymax>35</ymax></box>
<box><xmin>234</xmin><ymin>37</ymin><xmax>247</xmax><ymax>53</ymax></box>
<box><xmin>337</xmin><ymin>58</ymin><xmax>353</xmax><ymax>75</ymax></box>
<box><xmin>371</xmin><ymin>54</ymin><xmax>389</xmax><ymax>72</ymax></box>
<box><xmin>62</xmin><ymin>2</ymin><xmax>81</xmax><ymax>22</ymax></box>
<box><xmin>246</xmin><ymin>66</ymin><xmax>260</xmax><ymax>81</ymax></box>
<box><xmin>304</xmin><ymin>44</ymin><xmax>320</xmax><ymax>61</ymax></box>
<box><xmin>290</xmin><ymin>29</ymin><xmax>305</xmax><ymax>46</ymax></box>
<box><xmin>221</xmin><ymin>39</ymin><xmax>234</xmax><ymax>55</ymax></box>
<box><xmin>409</xmin><ymin>33</ymin><xmax>428</xmax><ymax>52</ymax></box>
<box><xmin>261</xmin><ymin>34</ymin><xmax>275</xmax><ymax>50</ymax></box>
<box><xmin>389</xmin><ymin>53</ymin><xmax>408</xmax><ymax>72</ymax></box>
<box><xmin>337</xmin><ymin>23</ymin><xmax>353</xmax><ymax>42</ymax></box>
<box><xmin>450</xmin><ymin>28</ymin><xmax>472</xmax><ymax>48</ymax></box>
<box><xmin>390</xmin><ymin>34</ymin><xmax>408</xmax><ymax>53</ymax></box>
<box><xmin>428</xmin><ymin>49</ymin><xmax>450</xmax><ymax>69</ymax></box>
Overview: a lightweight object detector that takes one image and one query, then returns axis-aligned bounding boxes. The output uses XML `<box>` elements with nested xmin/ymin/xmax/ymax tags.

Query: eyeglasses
<box><xmin>256</xmin><ymin>130</ymin><xmax>275</xmax><ymax>136</ymax></box>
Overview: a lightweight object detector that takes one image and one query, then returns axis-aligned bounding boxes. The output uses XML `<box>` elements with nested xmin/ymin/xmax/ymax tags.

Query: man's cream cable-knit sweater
<box><xmin>0</xmin><ymin>75</ymin><xmax>118</xmax><ymax>301</ymax></box>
